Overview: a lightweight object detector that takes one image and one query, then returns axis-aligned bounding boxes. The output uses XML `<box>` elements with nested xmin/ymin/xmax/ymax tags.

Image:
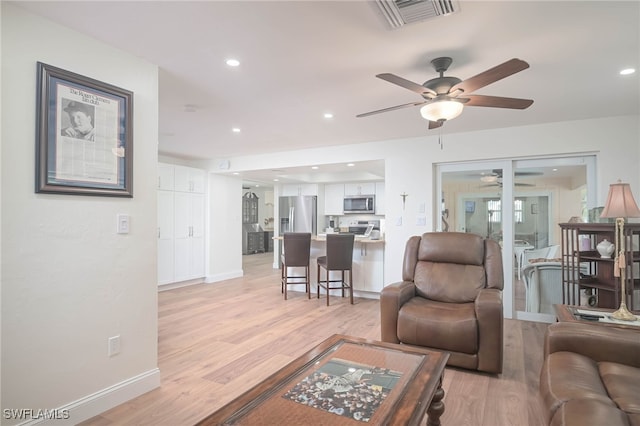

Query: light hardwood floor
<box><xmin>81</xmin><ymin>253</ymin><xmax>548</xmax><ymax>426</ymax></box>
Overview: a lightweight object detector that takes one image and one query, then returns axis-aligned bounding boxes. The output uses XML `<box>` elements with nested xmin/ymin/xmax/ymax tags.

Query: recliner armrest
<box><xmin>380</xmin><ymin>281</ymin><xmax>416</xmax><ymax>343</ymax></box>
<box><xmin>475</xmin><ymin>288</ymin><xmax>503</xmax><ymax>374</ymax></box>
<box><xmin>544</xmin><ymin>322</ymin><xmax>640</xmax><ymax>367</ymax></box>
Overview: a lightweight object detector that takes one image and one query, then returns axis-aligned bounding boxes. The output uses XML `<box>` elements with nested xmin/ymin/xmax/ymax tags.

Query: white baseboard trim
<box><xmin>158</xmin><ymin>278</ymin><xmax>204</xmax><ymax>292</ymax></box>
<box><xmin>205</xmin><ymin>269</ymin><xmax>243</xmax><ymax>283</ymax></box>
<box><xmin>18</xmin><ymin>368</ymin><xmax>160</xmax><ymax>426</ymax></box>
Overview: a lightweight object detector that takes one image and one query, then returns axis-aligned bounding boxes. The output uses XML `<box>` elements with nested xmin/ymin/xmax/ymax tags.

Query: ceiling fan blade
<box><xmin>428</xmin><ymin>120</ymin><xmax>443</xmax><ymax>130</ymax></box>
<box><xmin>376</xmin><ymin>73</ymin><xmax>436</xmax><ymax>97</ymax></box>
<box><xmin>461</xmin><ymin>94</ymin><xmax>533</xmax><ymax>109</ymax></box>
<box><xmin>515</xmin><ymin>182</ymin><xmax>536</xmax><ymax>187</ymax></box>
<box><xmin>451</xmin><ymin>58</ymin><xmax>530</xmax><ymax>95</ymax></box>
<box><xmin>356</xmin><ymin>100</ymin><xmax>426</xmax><ymax>118</ymax></box>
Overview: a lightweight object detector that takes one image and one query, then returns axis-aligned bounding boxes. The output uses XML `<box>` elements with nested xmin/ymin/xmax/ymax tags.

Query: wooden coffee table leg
<box><xmin>426</xmin><ymin>378</ymin><xmax>445</xmax><ymax>426</ymax></box>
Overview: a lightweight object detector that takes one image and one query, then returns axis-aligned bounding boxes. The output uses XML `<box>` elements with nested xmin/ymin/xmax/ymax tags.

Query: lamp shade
<box><xmin>600</xmin><ymin>181</ymin><xmax>640</xmax><ymax>218</ymax></box>
<box><xmin>420</xmin><ymin>100</ymin><xmax>464</xmax><ymax>122</ymax></box>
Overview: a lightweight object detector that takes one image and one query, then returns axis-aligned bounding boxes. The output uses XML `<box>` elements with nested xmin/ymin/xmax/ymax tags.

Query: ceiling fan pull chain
<box><xmin>439</xmin><ymin>127</ymin><xmax>444</xmax><ymax>150</ymax></box>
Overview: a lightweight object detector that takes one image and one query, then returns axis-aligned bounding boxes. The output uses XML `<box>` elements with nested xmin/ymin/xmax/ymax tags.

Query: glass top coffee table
<box><xmin>196</xmin><ymin>334</ymin><xmax>449</xmax><ymax>426</ymax></box>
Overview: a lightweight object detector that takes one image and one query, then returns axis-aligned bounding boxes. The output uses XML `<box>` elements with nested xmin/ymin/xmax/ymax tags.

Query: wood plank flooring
<box><xmin>81</xmin><ymin>253</ymin><xmax>548</xmax><ymax>426</ymax></box>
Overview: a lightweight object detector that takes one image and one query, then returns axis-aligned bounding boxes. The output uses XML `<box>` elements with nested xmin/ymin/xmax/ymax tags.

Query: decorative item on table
<box><xmin>579</xmin><ymin>235</ymin><xmax>592</xmax><ymax>251</ymax></box>
<box><xmin>600</xmin><ymin>180</ymin><xmax>640</xmax><ymax>321</ymax></box>
<box><xmin>596</xmin><ymin>238</ymin><xmax>615</xmax><ymax>258</ymax></box>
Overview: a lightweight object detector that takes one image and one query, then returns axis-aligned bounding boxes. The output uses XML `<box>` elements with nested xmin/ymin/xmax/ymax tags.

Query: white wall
<box><xmin>1</xmin><ymin>4</ymin><xmax>159</xmax><ymax>423</ymax></box>
<box><xmin>207</xmin><ymin>114</ymin><xmax>639</xmax><ymax>317</ymax></box>
<box><xmin>206</xmin><ymin>174</ymin><xmax>243</xmax><ymax>282</ymax></box>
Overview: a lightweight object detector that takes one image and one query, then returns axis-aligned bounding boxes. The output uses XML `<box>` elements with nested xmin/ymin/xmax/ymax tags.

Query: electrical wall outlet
<box><xmin>108</xmin><ymin>335</ymin><xmax>121</xmax><ymax>357</ymax></box>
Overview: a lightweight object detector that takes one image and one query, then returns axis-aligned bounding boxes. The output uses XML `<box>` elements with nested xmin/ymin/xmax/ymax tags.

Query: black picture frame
<box><xmin>36</xmin><ymin>62</ymin><xmax>133</xmax><ymax>197</ymax></box>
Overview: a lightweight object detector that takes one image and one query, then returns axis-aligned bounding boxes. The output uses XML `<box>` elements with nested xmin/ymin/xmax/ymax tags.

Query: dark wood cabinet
<box><xmin>560</xmin><ymin>222</ymin><xmax>640</xmax><ymax>309</ymax></box>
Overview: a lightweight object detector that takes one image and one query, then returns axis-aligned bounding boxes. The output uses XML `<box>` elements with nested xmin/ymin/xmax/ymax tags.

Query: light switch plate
<box><xmin>117</xmin><ymin>214</ymin><xmax>130</xmax><ymax>234</ymax></box>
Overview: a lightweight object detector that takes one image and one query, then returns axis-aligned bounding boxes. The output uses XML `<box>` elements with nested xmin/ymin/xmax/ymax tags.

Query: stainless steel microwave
<box><xmin>343</xmin><ymin>195</ymin><xmax>375</xmax><ymax>214</ymax></box>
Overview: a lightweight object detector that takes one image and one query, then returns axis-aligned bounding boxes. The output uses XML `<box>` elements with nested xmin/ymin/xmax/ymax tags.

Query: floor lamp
<box><xmin>600</xmin><ymin>180</ymin><xmax>640</xmax><ymax>321</ymax></box>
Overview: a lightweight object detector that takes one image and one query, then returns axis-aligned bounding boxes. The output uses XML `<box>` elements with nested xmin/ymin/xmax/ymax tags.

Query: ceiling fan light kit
<box><xmin>358</xmin><ymin>56</ymin><xmax>533</xmax><ymax>128</ymax></box>
<box><xmin>420</xmin><ymin>99</ymin><xmax>464</xmax><ymax>122</ymax></box>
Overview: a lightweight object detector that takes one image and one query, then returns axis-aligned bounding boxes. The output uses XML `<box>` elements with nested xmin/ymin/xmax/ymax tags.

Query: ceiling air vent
<box><xmin>375</xmin><ymin>0</ymin><xmax>460</xmax><ymax>29</ymax></box>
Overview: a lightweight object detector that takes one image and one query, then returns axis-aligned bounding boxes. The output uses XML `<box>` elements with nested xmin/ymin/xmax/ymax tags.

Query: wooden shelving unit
<box><xmin>560</xmin><ymin>222</ymin><xmax>640</xmax><ymax>309</ymax></box>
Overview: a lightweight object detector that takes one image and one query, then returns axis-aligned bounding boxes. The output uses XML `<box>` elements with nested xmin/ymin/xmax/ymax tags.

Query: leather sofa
<box><xmin>539</xmin><ymin>321</ymin><xmax>640</xmax><ymax>426</ymax></box>
<box><xmin>380</xmin><ymin>232</ymin><xmax>504</xmax><ymax>374</ymax></box>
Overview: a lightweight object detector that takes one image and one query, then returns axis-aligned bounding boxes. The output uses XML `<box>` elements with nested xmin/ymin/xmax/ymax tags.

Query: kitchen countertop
<box><xmin>273</xmin><ymin>235</ymin><xmax>384</xmax><ymax>244</ymax></box>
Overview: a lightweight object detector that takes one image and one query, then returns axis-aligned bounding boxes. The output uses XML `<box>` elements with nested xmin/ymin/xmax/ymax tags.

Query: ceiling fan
<box><xmin>357</xmin><ymin>57</ymin><xmax>534</xmax><ymax>129</ymax></box>
<box><xmin>476</xmin><ymin>169</ymin><xmax>541</xmax><ymax>187</ymax></box>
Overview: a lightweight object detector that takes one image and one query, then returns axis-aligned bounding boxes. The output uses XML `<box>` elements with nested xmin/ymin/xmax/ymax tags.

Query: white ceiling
<box><xmin>15</xmin><ymin>1</ymin><xmax>639</xmax><ymax>185</ymax></box>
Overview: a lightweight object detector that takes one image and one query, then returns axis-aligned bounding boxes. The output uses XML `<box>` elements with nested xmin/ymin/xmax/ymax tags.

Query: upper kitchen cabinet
<box><xmin>264</xmin><ymin>190</ymin><xmax>274</xmax><ymax>206</ymax></box>
<box><xmin>344</xmin><ymin>182</ymin><xmax>376</xmax><ymax>196</ymax></box>
<box><xmin>174</xmin><ymin>165</ymin><xmax>206</xmax><ymax>193</ymax></box>
<box><xmin>324</xmin><ymin>183</ymin><xmax>344</xmax><ymax>216</ymax></box>
<box><xmin>375</xmin><ymin>182</ymin><xmax>385</xmax><ymax>215</ymax></box>
<box><xmin>158</xmin><ymin>163</ymin><xmax>175</xmax><ymax>190</ymax></box>
<box><xmin>281</xmin><ymin>183</ymin><xmax>318</xmax><ymax>196</ymax></box>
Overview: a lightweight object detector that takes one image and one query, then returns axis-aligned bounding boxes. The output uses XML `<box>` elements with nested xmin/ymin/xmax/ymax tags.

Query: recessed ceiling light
<box><xmin>347</xmin><ymin>163</ymin><xmax>355</xmax><ymax>167</ymax></box>
<box><xmin>273</xmin><ymin>178</ymin><xmax>279</xmax><ymax>182</ymax></box>
<box><xmin>311</xmin><ymin>166</ymin><xmax>319</xmax><ymax>170</ymax></box>
<box><xmin>620</xmin><ymin>68</ymin><xmax>636</xmax><ymax>75</ymax></box>
<box><xmin>226</xmin><ymin>58</ymin><xmax>240</xmax><ymax>67</ymax></box>
<box><xmin>323</xmin><ymin>112</ymin><xmax>334</xmax><ymax>119</ymax></box>
<box><xmin>232</xmin><ymin>172</ymin><xmax>240</xmax><ymax>175</ymax></box>
<box><xmin>552</xmin><ymin>168</ymin><xmax>558</xmax><ymax>172</ymax></box>
<box><xmin>232</xmin><ymin>127</ymin><xmax>241</xmax><ymax>133</ymax></box>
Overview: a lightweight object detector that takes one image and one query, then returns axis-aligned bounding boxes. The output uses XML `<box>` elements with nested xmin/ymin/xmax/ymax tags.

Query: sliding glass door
<box><xmin>437</xmin><ymin>156</ymin><xmax>596</xmax><ymax>321</ymax></box>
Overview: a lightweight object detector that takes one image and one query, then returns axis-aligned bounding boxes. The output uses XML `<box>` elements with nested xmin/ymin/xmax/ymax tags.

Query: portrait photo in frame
<box><xmin>36</xmin><ymin>62</ymin><xmax>133</xmax><ymax>197</ymax></box>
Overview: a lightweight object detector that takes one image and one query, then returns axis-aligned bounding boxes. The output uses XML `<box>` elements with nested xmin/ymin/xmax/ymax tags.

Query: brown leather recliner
<box><xmin>380</xmin><ymin>232</ymin><xmax>504</xmax><ymax>374</ymax></box>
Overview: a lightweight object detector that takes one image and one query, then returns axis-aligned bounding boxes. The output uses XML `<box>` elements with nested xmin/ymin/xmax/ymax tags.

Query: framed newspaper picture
<box><xmin>36</xmin><ymin>62</ymin><xmax>133</xmax><ymax>197</ymax></box>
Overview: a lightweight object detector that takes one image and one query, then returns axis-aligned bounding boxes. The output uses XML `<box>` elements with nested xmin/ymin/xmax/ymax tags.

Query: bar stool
<box><xmin>281</xmin><ymin>232</ymin><xmax>312</xmax><ymax>300</ymax></box>
<box><xmin>317</xmin><ymin>233</ymin><xmax>355</xmax><ymax>306</ymax></box>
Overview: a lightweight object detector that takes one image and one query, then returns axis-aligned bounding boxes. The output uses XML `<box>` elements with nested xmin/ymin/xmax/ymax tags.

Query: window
<box><xmin>488</xmin><ymin>199</ymin><xmax>501</xmax><ymax>223</ymax></box>
<box><xmin>514</xmin><ymin>199</ymin><xmax>524</xmax><ymax>223</ymax></box>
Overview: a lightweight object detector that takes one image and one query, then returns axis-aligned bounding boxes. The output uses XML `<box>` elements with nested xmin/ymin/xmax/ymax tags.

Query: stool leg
<box><xmin>306</xmin><ymin>265</ymin><xmax>310</xmax><ymax>299</ymax></box>
<box><xmin>349</xmin><ymin>269</ymin><xmax>354</xmax><ymax>304</ymax></box>
<box><xmin>284</xmin><ymin>265</ymin><xmax>288</xmax><ymax>300</ymax></box>
<box><xmin>326</xmin><ymin>271</ymin><xmax>330</xmax><ymax>306</ymax></box>
<box><xmin>317</xmin><ymin>264</ymin><xmax>321</xmax><ymax>299</ymax></box>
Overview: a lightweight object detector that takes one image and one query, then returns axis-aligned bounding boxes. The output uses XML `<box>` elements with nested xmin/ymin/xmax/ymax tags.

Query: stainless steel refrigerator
<box><xmin>279</xmin><ymin>195</ymin><xmax>317</xmax><ymax>236</ymax></box>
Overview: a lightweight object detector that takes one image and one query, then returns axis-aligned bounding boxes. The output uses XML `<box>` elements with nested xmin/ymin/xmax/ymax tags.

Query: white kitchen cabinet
<box><xmin>281</xmin><ymin>183</ymin><xmax>318</xmax><ymax>196</ymax></box>
<box><xmin>158</xmin><ymin>163</ymin><xmax>175</xmax><ymax>190</ymax></box>
<box><xmin>174</xmin><ymin>165</ymin><xmax>206</xmax><ymax>193</ymax></box>
<box><xmin>352</xmin><ymin>243</ymin><xmax>384</xmax><ymax>293</ymax></box>
<box><xmin>173</xmin><ymin>192</ymin><xmax>205</xmax><ymax>282</ymax></box>
<box><xmin>157</xmin><ymin>163</ymin><xmax>206</xmax><ymax>286</ymax></box>
<box><xmin>264</xmin><ymin>190</ymin><xmax>274</xmax><ymax>206</ymax></box>
<box><xmin>344</xmin><ymin>182</ymin><xmax>376</xmax><ymax>196</ymax></box>
<box><xmin>157</xmin><ymin>190</ymin><xmax>175</xmax><ymax>285</ymax></box>
<box><xmin>375</xmin><ymin>181</ymin><xmax>385</xmax><ymax>215</ymax></box>
<box><xmin>324</xmin><ymin>183</ymin><xmax>344</xmax><ymax>215</ymax></box>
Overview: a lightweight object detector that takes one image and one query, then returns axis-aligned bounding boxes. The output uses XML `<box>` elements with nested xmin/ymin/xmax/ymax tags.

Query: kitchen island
<box><xmin>273</xmin><ymin>235</ymin><xmax>385</xmax><ymax>298</ymax></box>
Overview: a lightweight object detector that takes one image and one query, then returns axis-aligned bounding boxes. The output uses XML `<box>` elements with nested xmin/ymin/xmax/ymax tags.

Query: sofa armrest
<box><xmin>475</xmin><ymin>288</ymin><xmax>503</xmax><ymax>373</ymax></box>
<box><xmin>545</xmin><ymin>322</ymin><xmax>640</xmax><ymax>368</ymax></box>
<box><xmin>380</xmin><ymin>281</ymin><xmax>416</xmax><ymax>343</ymax></box>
